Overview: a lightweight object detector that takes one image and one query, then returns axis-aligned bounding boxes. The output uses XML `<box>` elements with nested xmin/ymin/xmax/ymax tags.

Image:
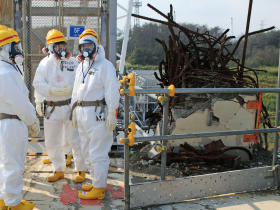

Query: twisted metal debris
<box><xmin>132</xmin><ymin>4</ymin><xmax>274</xmax><ymax>136</ymax></box>
<box><xmin>133</xmin><ymin>4</ymin><xmax>274</xmax><ymax>91</ymax></box>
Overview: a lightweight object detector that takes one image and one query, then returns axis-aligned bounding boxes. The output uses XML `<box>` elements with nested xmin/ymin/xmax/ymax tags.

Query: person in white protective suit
<box><xmin>0</xmin><ymin>28</ymin><xmax>40</xmax><ymax>210</ymax></box>
<box><xmin>71</xmin><ymin>29</ymin><xmax>120</xmax><ymax>200</ymax></box>
<box><xmin>32</xmin><ymin>29</ymin><xmax>87</xmax><ymax>183</ymax></box>
<box><xmin>40</xmin><ymin>46</ymin><xmax>73</xmax><ymax>167</ymax></box>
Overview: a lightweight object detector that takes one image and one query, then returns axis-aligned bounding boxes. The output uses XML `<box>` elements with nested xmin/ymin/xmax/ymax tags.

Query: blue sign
<box><xmin>69</xmin><ymin>25</ymin><xmax>85</xmax><ymax>37</ymax></box>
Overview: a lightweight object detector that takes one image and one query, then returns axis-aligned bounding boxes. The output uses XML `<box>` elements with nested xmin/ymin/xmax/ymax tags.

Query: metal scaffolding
<box><xmin>121</xmin><ymin>86</ymin><xmax>280</xmax><ymax>209</ymax></box>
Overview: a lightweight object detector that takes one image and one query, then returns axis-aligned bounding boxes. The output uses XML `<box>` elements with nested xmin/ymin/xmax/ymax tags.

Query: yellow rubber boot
<box><xmin>81</xmin><ymin>183</ymin><xmax>93</xmax><ymax>191</ymax></box>
<box><xmin>78</xmin><ymin>187</ymin><xmax>106</xmax><ymax>200</ymax></box>
<box><xmin>0</xmin><ymin>200</ymin><xmax>7</xmax><ymax>210</ymax></box>
<box><xmin>7</xmin><ymin>200</ymin><xmax>35</xmax><ymax>210</ymax></box>
<box><xmin>74</xmin><ymin>171</ymin><xmax>86</xmax><ymax>183</ymax></box>
<box><xmin>47</xmin><ymin>171</ymin><xmax>64</xmax><ymax>182</ymax></box>
<box><xmin>65</xmin><ymin>154</ymin><xmax>72</xmax><ymax>166</ymax></box>
<box><xmin>42</xmin><ymin>158</ymin><xmax>51</xmax><ymax>164</ymax></box>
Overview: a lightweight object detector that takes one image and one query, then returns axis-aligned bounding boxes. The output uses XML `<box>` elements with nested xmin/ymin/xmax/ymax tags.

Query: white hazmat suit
<box><xmin>33</xmin><ymin>54</ymin><xmax>86</xmax><ymax>172</ymax></box>
<box><xmin>71</xmin><ymin>45</ymin><xmax>120</xmax><ymax>188</ymax></box>
<box><xmin>0</xmin><ymin>60</ymin><xmax>38</xmax><ymax>206</ymax></box>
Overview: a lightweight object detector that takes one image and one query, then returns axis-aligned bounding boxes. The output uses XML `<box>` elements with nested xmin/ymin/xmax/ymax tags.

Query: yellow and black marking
<box><xmin>28</xmin><ymin>139</ymin><xmax>45</xmax><ymax>142</ymax></box>
<box><xmin>27</xmin><ymin>152</ymin><xmax>48</xmax><ymax>156</ymax></box>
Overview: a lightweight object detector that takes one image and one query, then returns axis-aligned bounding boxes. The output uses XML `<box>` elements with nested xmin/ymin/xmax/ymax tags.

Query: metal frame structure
<box><xmin>21</xmin><ymin>0</ymin><xmax>117</xmax><ymax>93</ymax></box>
<box><xmin>121</xmin><ymin>86</ymin><xmax>280</xmax><ymax>209</ymax></box>
<box><xmin>20</xmin><ymin>0</ymin><xmax>122</xmax><ymax>155</ymax></box>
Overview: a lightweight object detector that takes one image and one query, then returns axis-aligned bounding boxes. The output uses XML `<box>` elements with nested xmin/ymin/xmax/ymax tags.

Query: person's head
<box><xmin>0</xmin><ymin>29</ymin><xmax>24</xmax><ymax>66</ymax></box>
<box><xmin>78</xmin><ymin>29</ymin><xmax>100</xmax><ymax>61</ymax></box>
<box><xmin>7</xmin><ymin>28</ymin><xmax>24</xmax><ymax>66</ymax></box>
<box><xmin>45</xmin><ymin>29</ymin><xmax>69</xmax><ymax>60</ymax></box>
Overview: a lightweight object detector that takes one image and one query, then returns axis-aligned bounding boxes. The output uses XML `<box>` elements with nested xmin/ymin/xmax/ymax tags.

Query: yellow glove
<box><xmin>28</xmin><ymin>118</ymin><xmax>40</xmax><ymax>137</ymax></box>
<box><xmin>106</xmin><ymin>109</ymin><xmax>117</xmax><ymax>131</ymax></box>
<box><xmin>35</xmin><ymin>102</ymin><xmax>43</xmax><ymax>117</ymax></box>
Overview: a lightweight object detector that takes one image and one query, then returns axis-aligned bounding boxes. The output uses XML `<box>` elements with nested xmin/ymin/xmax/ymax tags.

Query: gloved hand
<box><xmin>28</xmin><ymin>118</ymin><xmax>40</xmax><ymax>137</ymax></box>
<box><xmin>35</xmin><ymin>102</ymin><xmax>43</xmax><ymax>117</ymax></box>
<box><xmin>49</xmin><ymin>86</ymin><xmax>72</xmax><ymax>97</ymax></box>
<box><xmin>76</xmin><ymin>54</ymin><xmax>84</xmax><ymax>63</ymax></box>
<box><xmin>106</xmin><ymin>109</ymin><xmax>117</xmax><ymax>131</ymax></box>
<box><xmin>72</xmin><ymin>110</ymin><xmax>78</xmax><ymax>129</ymax></box>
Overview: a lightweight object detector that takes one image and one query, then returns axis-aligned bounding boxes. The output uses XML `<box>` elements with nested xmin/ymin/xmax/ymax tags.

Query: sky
<box><xmin>117</xmin><ymin>0</ymin><xmax>280</xmax><ymax>37</ymax></box>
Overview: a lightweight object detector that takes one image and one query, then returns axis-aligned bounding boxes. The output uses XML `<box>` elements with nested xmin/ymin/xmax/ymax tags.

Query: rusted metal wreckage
<box><xmin>128</xmin><ymin>3</ymin><xmax>277</xmax><ymax>174</ymax></box>
<box><xmin>132</xmin><ymin>3</ymin><xmax>274</xmax><ymax>121</ymax></box>
<box><xmin>151</xmin><ymin>140</ymin><xmax>253</xmax><ymax>170</ymax></box>
<box><xmin>132</xmin><ymin>3</ymin><xmax>275</xmax><ymax>146</ymax></box>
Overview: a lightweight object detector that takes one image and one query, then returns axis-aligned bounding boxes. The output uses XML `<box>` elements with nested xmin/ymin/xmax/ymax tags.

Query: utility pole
<box><xmin>133</xmin><ymin>0</ymin><xmax>142</xmax><ymax>27</ymax></box>
<box><xmin>230</xmin><ymin>17</ymin><xmax>234</xmax><ymax>36</ymax></box>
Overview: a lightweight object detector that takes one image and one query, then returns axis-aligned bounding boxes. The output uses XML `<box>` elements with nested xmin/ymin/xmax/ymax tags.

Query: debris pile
<box><xmin>129</xmin><ymin>140</ymin><xmax>274</xmax><ymax>179</ymax></box>
<box><xmin>152</xmin><ymin>140</ymin><xmax>251</xmax><ymax>168</ymax></box>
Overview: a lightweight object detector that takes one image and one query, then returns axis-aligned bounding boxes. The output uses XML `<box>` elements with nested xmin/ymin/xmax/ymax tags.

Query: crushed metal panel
<box><xmin>130</xmin><ymin>166</ymin><xmax>278</xmax><ymax>208</ymax></box>
<box><xmin>169</xmin><ymin>95</ymin><xmax>256</xmax><ymax>149</ymax></box>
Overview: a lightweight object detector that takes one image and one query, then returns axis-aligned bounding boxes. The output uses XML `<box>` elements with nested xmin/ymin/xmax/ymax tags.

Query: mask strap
<box><xmin>15</xmin><ymin>64</ymin><xmax>23</xmax><ymax>75</ymax></box>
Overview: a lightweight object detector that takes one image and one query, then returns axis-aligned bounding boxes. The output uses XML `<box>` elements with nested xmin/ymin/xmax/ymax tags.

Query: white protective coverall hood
<box><xmin>0</xmin><ymin>44</ymin><xmax>24</xmax><ymax>78</ymax></box>
<box><xmin>0</xmin><ymin>44</ymin><xmax>11</xmax><ymax>63</ymax></box>
<box><xmin>0</xmin><ymin>43</ymin><xmax>24</xmax><ymax>78</ymax></box>
<box><xmin>33</xmin><ymin>54</ymin><xmax>86</xmax><ymax>172</ymax></box>
<box><xmin>71</xmin><ymin>45</ymin><xmax>120</xmax><ymax>188</ymax></box>
<box><xmin>0</xmin><ymin>60</ymin><xmax>38</xmax><ymax>206</ymax></box>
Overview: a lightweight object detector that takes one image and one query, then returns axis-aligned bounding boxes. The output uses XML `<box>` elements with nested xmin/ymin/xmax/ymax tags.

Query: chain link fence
<box><xmin>22</xmin><ymin>0</ymin><xmax>102</xmax><ymax>102</ymax></box>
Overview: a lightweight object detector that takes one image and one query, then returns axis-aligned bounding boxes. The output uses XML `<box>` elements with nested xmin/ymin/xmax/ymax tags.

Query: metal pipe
<box><xmin>119</xmin><ymin>0</ymin><xmax>133</xmax><ymax>75</ymax></box>
<box><xmin>124</xmin><ymin>88</ymin><xmax>280</xmax><ymax>95</ymax></box>
<box><xmin>22</xmin><ymin>0</ymin><xmax>32</xmax><ymax>94</ymax></box>
<box><xmin>128</xmin><ymin>128</ymin><xmax>280</xmax><ymax>143</ymax></box>
<box><xmin>97</xmin><ymin>0</ymin><xmax>100</xmax><ymax>34</ymax></box>
<box><xmin>58</xmin><ymin>0</ymin><xmax>63</xmax><ymax>31</ymax></box>
<box><xmin>160</xmin><ymin>94</ymin><xmax>169</xmax><ymax>180</ymax></box>
<box><xmin>241</xmin><ymin>0</ymin><xmax>253</xmax><ymax>75</ymax></box>
<box><xmin>22</xmin><ymin>0</ymin><xmax>27</xmax><ymax>86</ymax></box>
<box><xmin>108</xmin><ymin>0</ymin><xmax>117</xmax><ymax>66</ymax></box>
<box><xmin>124</xmin><ymin>94</ymin><xmax>130</xmax><ymax>210</ymax></box>
<box><xmin>272</xmin><ymin>48</ymin><xmax>280</xmax><ymax>166</ymax></box>
<box><xmin>61</xmin><ymin>0</ymin><xmax>64</xmax><ymax>33</ymax></box>
<box><xmin>174</xmin><ymin>88</ymin><xmax>280</xmax><ymax>94</ymax></box>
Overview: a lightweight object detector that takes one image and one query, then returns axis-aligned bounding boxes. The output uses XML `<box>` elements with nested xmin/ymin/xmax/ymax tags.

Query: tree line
<box><xmin>118</xmin><ymin>23</ymin><xmax>280</xmax><ymax>68</ymax></box>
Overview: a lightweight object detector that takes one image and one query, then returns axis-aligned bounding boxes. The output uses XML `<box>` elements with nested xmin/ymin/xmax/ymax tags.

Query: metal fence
<box><xmin>22</xmin><ymin>0</ymin><xmax>102</xmax><ymax>101</ymax></box>
<box><xmin>121</xmin><ymin>86</ymin><xmax>280</xmax><ymax>209</ymax></box>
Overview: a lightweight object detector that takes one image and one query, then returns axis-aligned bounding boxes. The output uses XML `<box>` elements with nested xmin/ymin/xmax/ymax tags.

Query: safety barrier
<box><xmin>120</xmin><ymin>74</ymin><xmax>280</xmax><ymax>209</ymax></box>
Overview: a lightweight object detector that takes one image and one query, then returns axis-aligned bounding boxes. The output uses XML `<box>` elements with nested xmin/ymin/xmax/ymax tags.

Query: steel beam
<box><xmin>125</xmin><ymin>127</ymin><xmax>280</xmax><ymax>143</ymax></box>
<box><xmin>31</xmin><ymin>7</ymin><xmax>100</xmax><ymax>17</ymax></box>
<box><xmin>124</xmin><ymin>88</ymin><xmax>280</xmax><ymax>95</ymax></box>
<box><xmin>130</xmin><ymin>166</ymin><xmax>280</xmax><ymax>208</ymax></box>
<box><xmin>272</xmin><ymin>48</ymin><xmax>280</xmax><ymax>165</ymax></box>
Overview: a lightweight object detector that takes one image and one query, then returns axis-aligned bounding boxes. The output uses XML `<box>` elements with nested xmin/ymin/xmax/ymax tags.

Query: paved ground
<box><xmin>23</xmin><ymin>157</ymin><xmax>280</xmax><ymax>210</ymax></box>
<box><xmin>24</xmin><ymin>157</ymin><xmax>124</xmax><ymax>210</ymax></box>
